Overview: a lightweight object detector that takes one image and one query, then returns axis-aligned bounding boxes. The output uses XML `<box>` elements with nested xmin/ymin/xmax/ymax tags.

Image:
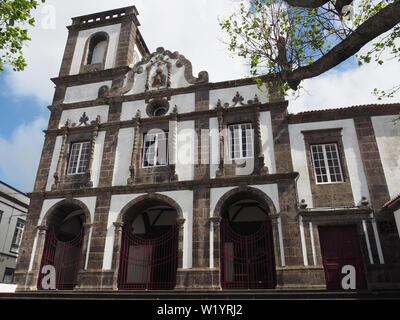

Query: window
<box><xmin>2</xmin><ymin>268</ymin><xmax>14</xmax><ymax>284</ymax></box>
<box><xmin>310</xmin><ymin>144</ymin><xmax>344</xmax><ymax>184</ymax></box>
<box><xmin>10</xmin><ymin>218</ymin><xmax>24</xmax><ymax>253</ymax></box>
<box><xmin>67</xmin><ymin>142</ymin><xmax>91</xmax><ymax>175</ymax></box>
<box><xmin>0</xmin><ymin>210</ymin><xmax>3</xmax><ymax>224</ymax></box>
<box><xmin>86</xmin><ymin>33</ymin><xmax>108</xmax><ymax>65</ymax></box>
<box><xmin>142</xmin><ymin>132</ymin><xmax>169</xmax><ymax>168</ymax></box>
<box><xmin>228</xmin><ymin>124</ymin><xmax>254</xmax><ymax>160</ymax></box>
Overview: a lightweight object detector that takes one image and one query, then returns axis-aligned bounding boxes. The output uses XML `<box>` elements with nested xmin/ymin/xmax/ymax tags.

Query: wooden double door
<box><xmin>318</xmin><ymin>225</ymin><xmax>367</xmax><ymax>290</ymax></box>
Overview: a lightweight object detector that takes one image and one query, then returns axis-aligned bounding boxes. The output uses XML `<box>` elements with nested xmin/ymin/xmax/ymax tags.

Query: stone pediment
<box><xmin>118</xmin><ymin>47</ymin><xmax>209</xmax><ymax>95</ymax></box>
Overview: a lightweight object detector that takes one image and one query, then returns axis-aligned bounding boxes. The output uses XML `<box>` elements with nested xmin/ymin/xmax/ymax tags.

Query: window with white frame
<box><xmin>67</xmin><ymin>142</ymin><xmax>91</xmax><ymax>175</ymax></box>
<box><xmin>310</xmin><ymin>144</ymin><xmax>344</xmax><ymax>184</ymax></box>
<box><xmin>142</xmin><ymin>132</ymin><xmax>169</xmax><ymax>168</ymax></box>
<box><xmin>10</xmin><ymin>218</ymin><xmax>24</xmax><ymax>253</ymax></box>
<box><xmin>228</xmin><ymin>123</ymin><xmax>254</xmax><ymax>160</ymax></box>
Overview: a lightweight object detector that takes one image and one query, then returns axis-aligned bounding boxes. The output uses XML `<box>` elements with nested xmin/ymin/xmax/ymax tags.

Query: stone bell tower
<box><xmin>52</xmin><ymin>5</ymin><xmax>150</xmax><ymax>105</ymax></box>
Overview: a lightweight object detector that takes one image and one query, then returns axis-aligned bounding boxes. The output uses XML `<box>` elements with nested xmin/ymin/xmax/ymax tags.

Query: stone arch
<box><xmin>213</xmin><ymin>186</ymin><xmax>278</xmax><ymax>219</ymax></box>
<box><xmin>40</xmin><ymin>198</ymin><xmax>92</xmax><ymax>228</ymax></box>
<box><xmin>116</xmin><ymin>193</ymin><xmax>185</xmax><ymax>224</ymax></box>
<box><xmin>111</xmin><ymin>193</ymin><xmax>185</xmax><ymax>290</ymax></box>
<box><xmin>34</xmin><ymin>198</ymin><xmax>93</xmax><ymax>290</ymax></box>
<box><xmin>210</xmin><ymin>186</ymin><xmax>280</xmax><ymax>284</ymax></box>
<box><xmin>80</xmin><ymin>31</ymin><xmax>110</xmax><ymax>72</ymax></box>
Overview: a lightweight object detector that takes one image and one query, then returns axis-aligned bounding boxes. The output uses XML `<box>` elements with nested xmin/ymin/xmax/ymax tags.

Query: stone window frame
<box><xmin>141</xmin><ymin>130</ymin><xmax>169</xmax><ymax>169</ymax></box>
<box><xmin>216</xmin><ymin>106</ymin><xmax>267</xmax><ymax>177</ymax></box>
<box><xmin>80</xmin><ymin>31</ymin><xmax>110</xmax><ymax>73</ymax></box>
<box><xmin>227</xmin><ymin>122</ymin><xmax>254</xmax><ymax>161</ymax></box>
<box><xmin>52</xmin><ymin>125</ymin><xmax>100</xmax><ymax>191</ymax></box>
<box><xmin>301</xmin><ymin>128</ymin><xmax>355</xmax><ymax>207</ymax></box>
<box><xmin>128</xmin><ymin>115</ymin><xmax>178</xmax><ymax>185</ymax></box>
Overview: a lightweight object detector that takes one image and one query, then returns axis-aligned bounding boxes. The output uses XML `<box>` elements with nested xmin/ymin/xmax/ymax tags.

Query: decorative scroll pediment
<box><xmin>99</xmin><ymin>47</ymin><xmax>209</xmax><ymax>97</ymax></box>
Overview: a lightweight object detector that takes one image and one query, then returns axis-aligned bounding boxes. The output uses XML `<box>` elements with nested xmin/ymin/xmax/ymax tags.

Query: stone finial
<box><xmin>216</xmin><ymin>99</ymin><xmax>222</xmax><ymax>108</ymax></box>
<box><xmin>79</xmin><ymin>112</ymin><xmax>89</xmax><ymax>126</ymax></box>
<box><xmin>361</xmin><ymin>197</ymin><xmax>370</xmax><ymax>207</ymax></box>
<box><xmin>300</xmin><ymin>199</ymin><xmax>308</xmax><ymax>210</ymax></box>
<box><xmin>254</xmin><ymin>94</ymin><xmax>260</xmax><ymax>104</ymax></box>
<box><xmin>172</xmin><ymin>104</ymin><xmax>178</xmax><ymax>115</ymax></box>
<box><xmin>64</xmin><ymin>119</ymin><xmax>72</xmax><ymax>128</ymax></box>
<box><xmin>232</xmin><ymin>91</ymin><xmax>244</xmax><ymax>106</ymax></box>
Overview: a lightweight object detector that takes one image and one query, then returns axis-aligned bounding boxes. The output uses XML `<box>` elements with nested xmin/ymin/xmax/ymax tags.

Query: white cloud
<box><xmin>0</xmin><ymin>117</ymin><xmax>47</xmax><ymax>192</ymax></box>
<box><xmin>288</xmin><ymin>57</ymin><xmax>400</xmax><ymax>114</ymax></box>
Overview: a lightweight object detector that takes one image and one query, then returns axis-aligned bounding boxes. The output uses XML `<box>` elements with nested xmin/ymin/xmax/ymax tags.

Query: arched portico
<box><xmin>211</xmin><ymin>187</ymin><xmax>281</xmax><ymax>289</ymax></box>
<box><xmin>34</xmin><ymin>199</ymin><xmax>92</xmax><ymax>290</ymax></box>
<box><xmin>111</xmin><ymin>194</ymin><xmax>185</xmax><ymax>290</ymax></box>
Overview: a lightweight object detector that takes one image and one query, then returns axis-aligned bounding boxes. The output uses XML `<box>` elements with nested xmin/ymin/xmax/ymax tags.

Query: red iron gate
<box><xmin>38</xmin><ymin>227</ymin><xmax>83</xmax><ymax>290</ymax></box>
<box><xmin>221</xmin><ymin>219</ymin><xmax>276</xmax><ymax>289</ymax></box>
<box><xmin>118</xmin><ymin>224</ymin><xmax>178</xmax><ymax>290</ymax></box>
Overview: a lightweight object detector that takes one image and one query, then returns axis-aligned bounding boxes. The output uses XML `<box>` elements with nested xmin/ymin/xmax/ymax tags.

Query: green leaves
<box><xmin>0</xmin><ymin>0</ymin><xmax>45</xmax><ymax>73</ymax></box>
<box><xmin>220</xmin><ymin>0</ymin><xmax>400</xmax><ymax>99</ymax></box>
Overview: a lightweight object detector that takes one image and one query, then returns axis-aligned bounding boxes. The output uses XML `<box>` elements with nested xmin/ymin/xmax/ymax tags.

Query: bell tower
<box><xmin>58</xmin><ymin>6</ymin><xmax>149</xmax><ymax>77</ymax></box>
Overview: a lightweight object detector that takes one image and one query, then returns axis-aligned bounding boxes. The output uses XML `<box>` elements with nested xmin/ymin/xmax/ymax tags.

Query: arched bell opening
<box><xmin>38</xmin><ymin>203</ymin><xmax>86</xmax><ymax>290</ymax></box>
<box><xmin>220</xmin><ymin>191</ymin><xmax>277</xmax><ymax>290</ymax></box>
<box><xmin>118</xmin><ymin>199</ymin><xmax>179</xmax><ymax>290</ymax></box>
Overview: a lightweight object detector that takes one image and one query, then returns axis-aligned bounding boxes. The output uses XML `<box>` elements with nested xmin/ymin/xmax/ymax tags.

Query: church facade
<box><xmin>14</xmin><ymin>6</ymin><xmax>400</xmax><ymax>292</ymax></box>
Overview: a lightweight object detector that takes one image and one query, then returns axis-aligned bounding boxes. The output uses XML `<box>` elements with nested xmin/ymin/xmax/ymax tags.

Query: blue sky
<box><xmin>0</xmin><ymin>0</ymin><xmax>398</xmax><ymax>193</ymax></box>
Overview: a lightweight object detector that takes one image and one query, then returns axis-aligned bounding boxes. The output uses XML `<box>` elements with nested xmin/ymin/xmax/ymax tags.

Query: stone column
<box><xmin>111</xmin><ymin>221</ymin><xmax>124</xmax><ymax>290</ymax></box>
<box><xmin>254</xmin><ymin>106</ymin><xmax>268</xmax><ymax>175</ymax></box>
<box><xmin>216</xmin><ymin>107</ymin><xmax>225</xmax><ymax>177</ymax></box>
<box><xmin>52</xmin><ymin>127</ymin><xmax>69</xmax><ymax>190</ymax></box>
<box><xmin>128</xmin><ymin>111</ymin><xmax>141</xmax><ymax>184</ymax></box>
<box><xmin>29</xmin><ymin>225</ymin><xmax>48</xmax><ymax>290</ymax></box>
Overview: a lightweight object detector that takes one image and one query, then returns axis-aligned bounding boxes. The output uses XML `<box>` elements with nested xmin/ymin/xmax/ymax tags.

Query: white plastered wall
<box><xmin>176</xmin><ymin>121</ymin><xmax>195</xmax><ymax>181</ymax></box>
<box><xmin>102</xmin><ymin>191</ymin><xmax>193</xmax><ymax>270</ymax></box>
<box><xmin>112</xmin><ymin>128</ymin><xmax>135</xmax><ymax>186</ymax></box>
<box><xmin>371</xmin><ymin>115</ymin><xmax>400</xmax><ymax>198</ymax></box>
<box><xmin>69</xmin><ymin>24</ymin><xmax>122</xmax><ymax>75</ymax></box>
<box><xmin>64</xmin><ymin>82</ymin><xmax>112</xmax><ymax>104</ymax></box>
<box><xmin>289</xmin><ymin>119</ymin><xmax>371</xmax><ymax>208</ymax></box>
<box><xmin>59</xmin><ymin>105</ymin><xmax>109</xmax><ymax>128</ymax></box>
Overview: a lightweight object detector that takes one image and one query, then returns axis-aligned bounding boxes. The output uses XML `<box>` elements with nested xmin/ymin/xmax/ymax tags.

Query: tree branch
<box><xmin>285</xmin><ymin>0</ymin><xmax>400</xmax><ymax>89</ymax></box>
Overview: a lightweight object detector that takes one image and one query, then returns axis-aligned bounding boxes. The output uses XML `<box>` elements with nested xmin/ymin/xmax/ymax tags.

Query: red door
<box><xmin>318</xmin><ymin>225</ymin><xmax>367</xmax><ymax>290</ymax></box>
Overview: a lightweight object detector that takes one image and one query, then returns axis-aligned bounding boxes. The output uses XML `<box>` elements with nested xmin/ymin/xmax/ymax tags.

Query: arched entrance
<box><xmin>118</xmin><ymin>197</ymin><xmax>179</xmax><ymax>290</ymax></box>
<box><xmin>38</xmin><ymin>202</ymin><xmax>87</xmax><ymax>290</ymax></box>
<box><xmin>219</xmin><ymin>189</ymin><xmax>277</xmax><ymax>289</ymax></box>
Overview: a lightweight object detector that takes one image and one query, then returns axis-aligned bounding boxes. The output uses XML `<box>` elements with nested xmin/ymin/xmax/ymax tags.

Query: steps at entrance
<box><xmin>0</xmin><ymin>289</ymin><xmax>399</xmax><ymax>300</ymax></box>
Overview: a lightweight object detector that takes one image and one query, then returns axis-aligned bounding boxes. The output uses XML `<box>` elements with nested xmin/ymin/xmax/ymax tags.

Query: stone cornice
<box><xmin>28</xmin><ymin>172</ymin><xmax>299</xmax><ymax>199</ymax></box>
<box><xmin>51</xmin><ymin>66</ymin><xmax>131</xmax><ymax>86</ymax></box>
<box><xmin>289</xmin><ymin>104</ymin><xmax>400</xmax><ymax>123</ymax></box>
<box><xmin>45</xmin><ymin>100</ymin><xmax>289</xmax><ymax>135</ymax></box>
